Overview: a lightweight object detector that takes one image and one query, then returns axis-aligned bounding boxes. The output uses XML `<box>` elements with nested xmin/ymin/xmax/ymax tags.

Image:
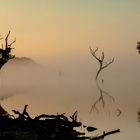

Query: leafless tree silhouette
<box><xmin>90</xmin><ymin>47</ymin><xmax>116</xmax><ymax>113</ymax></box>
<box><xmin>0</xmin><ymin>31</ymin><xmax>16</xmax><ymax>69</ymax></box>
<box><xmin>90</xmin><ymin>47</ymin><xmax>114</xmax><ymax>80</ymax></box>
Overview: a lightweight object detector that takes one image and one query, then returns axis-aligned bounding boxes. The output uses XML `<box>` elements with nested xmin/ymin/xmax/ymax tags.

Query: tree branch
<box><xmin>8</xmin><ymin>38</ymin><xmax>16</xmax><ymax>47</ymax></box>
<box><xmin>90</xmin><ymin>47</ymin><xmax>114</xmax><ymax>80</ymax></box>
<box><xmin>0</xmin><ymin>31</ymin><xmax>15</xmax><ymax>69</ymax></box>
<box><xmin>5</xmin><ymin>30</ymin><xmax>16</xmax><ymax>49</ymax></box>
<box><xmin>91</xmin><ymin>129</ymin><xmax>120</xmax><ymax>140</ymax></box>
<box><xmin>5</xmin><ymin>31</ymin><xmax>11</xmax><ymax>49</ymax></box>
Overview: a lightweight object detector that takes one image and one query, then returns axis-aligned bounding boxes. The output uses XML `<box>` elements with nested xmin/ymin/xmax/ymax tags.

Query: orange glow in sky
<box><xmin>0</xmin><ymin>0</ymin><xmax>139</xmax><ymax>63</ymax></box>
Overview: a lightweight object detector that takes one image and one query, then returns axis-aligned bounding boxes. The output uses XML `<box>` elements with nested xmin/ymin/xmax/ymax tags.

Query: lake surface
<box><xmin>0</xmin><ymin>60</ymin><xmax>140</xmax><ymax>140</ymax></box>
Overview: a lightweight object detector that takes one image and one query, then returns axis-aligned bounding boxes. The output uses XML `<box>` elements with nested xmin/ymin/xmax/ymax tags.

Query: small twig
<box><xmin>70</xmin><ymin>111</ymin><xmax>78</xmax><ymax>121</ymax></box>
<box><xmin>8</xmin><ymin>38</ymin><xmax>16</xmax><ymax>47</ymax></box>
<box><xmin>12</xmin><ymin>104</ymin><xmax>32</xmax><ymax>120</ymax></box>
<box><xmin>5</xmin><ymin>31</ymin><xmax>16</xmax><ymax>48</ymax></box>
<box><xmin>5</xmin><ymin>31</ymin><xmax>11</xmax><ymax>49</ymax></box>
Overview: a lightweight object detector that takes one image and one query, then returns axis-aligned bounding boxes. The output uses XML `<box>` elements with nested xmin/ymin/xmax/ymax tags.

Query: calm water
<box><xmin>0</xmin><ymin>58</ymin><xmax>140</xmax><ymax>140</ymax></box>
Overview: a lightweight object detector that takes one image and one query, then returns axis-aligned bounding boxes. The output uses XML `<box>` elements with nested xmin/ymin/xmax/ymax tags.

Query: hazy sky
<box><xmin>0</xmin><ymin>0</ymin><xmax>140</xmax><ymax>62</ymax></box>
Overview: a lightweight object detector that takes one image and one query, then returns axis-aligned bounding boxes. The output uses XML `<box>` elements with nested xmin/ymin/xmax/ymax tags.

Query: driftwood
<box><xmin>0</xmin><ymin>105</ymin><xmax>120</xmax><ymax>140</ymax></box>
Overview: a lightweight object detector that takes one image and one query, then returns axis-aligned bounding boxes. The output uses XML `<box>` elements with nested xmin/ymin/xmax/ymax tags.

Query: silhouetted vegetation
<box><xmin>0</xmin><ymin>31</ymin><xmax>15</xmax><ymax>69</ymax></box>
<box><xmin>0</xmin><ymin>105</ymin><xmax>120</xmax><ymax>140</ymax></box>
<box><xmin>0</xmin><ymin>33</ymin><xmax>120</xmax><ymax>139</ymax></box>
<box><xmin>136</xmin><ymin>42</ymin><xmax>140</xmax><ymax>53</ymax></box>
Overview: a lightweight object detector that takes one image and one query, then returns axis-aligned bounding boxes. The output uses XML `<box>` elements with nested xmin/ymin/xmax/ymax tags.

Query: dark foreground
<box><xmin>0</xmin><ymin>105</ymin><xmax>120</xmax><ymax>140</ymax></box>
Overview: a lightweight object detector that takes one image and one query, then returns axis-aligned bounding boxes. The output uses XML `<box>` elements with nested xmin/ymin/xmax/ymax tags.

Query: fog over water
<box><xmin>0</xmin><ymin>53</ymin><xmax>140</xmax><ymax>140</ymax></box>
<box><xmin>0</xmin><ymin>0</ymin><xmax>140</xmax><ymax>139</ymax></box>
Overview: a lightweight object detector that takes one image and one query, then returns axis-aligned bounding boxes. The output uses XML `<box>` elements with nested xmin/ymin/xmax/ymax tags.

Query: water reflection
<box><xmin>90</xmin><ymin>80</ymin><xmax>115</xmax><ymax>113</ymax></box>
<box><xmin>89</xmin><ymin>47</ymin><xmax>120</xmax><ymax>116</ymax></box>
<box><xmin>0</xmin><ymin>57</ymin><xmax>140</xmax><ymax>140</ymax></box>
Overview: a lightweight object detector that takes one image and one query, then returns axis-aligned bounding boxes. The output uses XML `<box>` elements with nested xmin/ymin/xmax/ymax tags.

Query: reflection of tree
<box><xmin>90</xmin><ymin>80</ymin><xmax>115</xmax><ymax>113</ymax></box>
<box><xmin>90</xmin><ymin>47</ymin><xmax>120</xmax><ymax>114</ymax></box>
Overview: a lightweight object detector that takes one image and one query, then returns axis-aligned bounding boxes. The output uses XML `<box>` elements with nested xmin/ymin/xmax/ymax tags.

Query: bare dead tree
<box><xmin>0</xmin><ymin>31</ymin><xmax>16</xmax><ymax>69</ymax></box>
<box><xmin>90</xmin><ymin>47</ymin><xmax>117</xmax><ymax>113</ymax></box>
<box><xmin>90</xmin><ymin>47</ymin><xmax>114</xmax><ymax>80</ymax></box>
